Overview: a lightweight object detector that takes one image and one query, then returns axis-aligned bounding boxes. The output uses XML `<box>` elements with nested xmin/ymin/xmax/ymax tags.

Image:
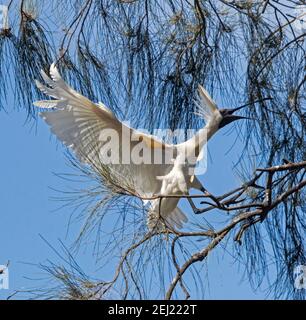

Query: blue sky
<box><xmin>0</xmin><ymin>104</ymin><xmax>271</xmax><ymax>300</ymax></box>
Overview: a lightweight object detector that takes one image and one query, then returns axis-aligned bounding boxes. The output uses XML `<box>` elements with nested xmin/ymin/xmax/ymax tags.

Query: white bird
<box><xmin>34</xmin><ymin>64</ymin><xmax>248</xmax><ymax>231</ymax></box>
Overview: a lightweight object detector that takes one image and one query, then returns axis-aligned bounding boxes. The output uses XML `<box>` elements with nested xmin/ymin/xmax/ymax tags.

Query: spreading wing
<box><xmin>34</xmin><ymin>64</ymin><xmax>174</xmax><ymax>198</ymax></box>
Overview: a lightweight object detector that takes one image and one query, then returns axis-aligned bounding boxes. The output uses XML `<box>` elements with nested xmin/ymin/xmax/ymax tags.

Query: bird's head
<box><xmin>218</xmin><ymin>104</ymin><xmax>251</xmax><ymax>129</ymax></box>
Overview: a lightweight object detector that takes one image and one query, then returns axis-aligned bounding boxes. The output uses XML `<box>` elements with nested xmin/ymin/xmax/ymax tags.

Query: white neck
<box><xmin>177</xmin><ymin>119</ymin><xmax>221</xmax><ymax>158</ymax></box>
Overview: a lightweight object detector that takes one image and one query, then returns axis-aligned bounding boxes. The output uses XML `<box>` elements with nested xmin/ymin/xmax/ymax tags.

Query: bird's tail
<box><xmin>166</xmin><ymin>206</ymin><xmax>188</xmax><ymax>229</ymax></box>
<box><xmin>147</xmin><ymin>205</ymin><xmax>188</xmax><ymax>231</ymax></box>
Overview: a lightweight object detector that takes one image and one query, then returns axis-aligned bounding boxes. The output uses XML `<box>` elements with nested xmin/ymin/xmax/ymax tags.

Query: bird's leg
<box><xmin>187</xmin><ymin>196</ymin><xmax>202</xmax><ymax>215</ymax></box>
<box><xmin>199</xmin><ymin>185</ymin><xmax>225</xmax><ymax>209</ymax></box>
<box><xmin>188</xmin><ymin>176</ymin><xmax>224</xmax><ymax>213</ymax></box>
<box><xmin>187</xmin><ymin>188</ymin><xmax>221</xmax><ymax>214</ymax></box>
<box><xmin>187</xmin><ymin>176</ymin><xmax>205</xmax><ymax>214</ymax></box>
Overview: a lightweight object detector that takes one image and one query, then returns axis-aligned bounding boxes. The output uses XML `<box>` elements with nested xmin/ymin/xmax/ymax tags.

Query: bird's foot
<box><xmin>200</xmin><ymin>187</ymin><xmax>224</xmax><ymax>208</ymax></box>
<box><xmin>187</xmin><ymin>198</ymin><xmax>203</xmax><ymax>215</ymax></box>
<box><xmin>194</xmin><ymin>209</ymin><xmax>203</xmax><ymax>215</ymax></box>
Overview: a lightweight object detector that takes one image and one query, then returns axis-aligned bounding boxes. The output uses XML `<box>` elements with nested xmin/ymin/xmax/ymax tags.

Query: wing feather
<box><xmin>34</xmin><ymin>64</ymin><xmax>173</xmax><ymax>198</ymax></box>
